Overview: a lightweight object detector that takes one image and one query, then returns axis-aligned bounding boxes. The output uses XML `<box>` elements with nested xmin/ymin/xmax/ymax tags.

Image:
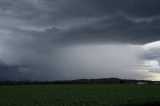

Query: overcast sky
<box><xmin>0</xmin><ymin>0</ymin><xmax>160</xmax><ymax>81</ymax></box>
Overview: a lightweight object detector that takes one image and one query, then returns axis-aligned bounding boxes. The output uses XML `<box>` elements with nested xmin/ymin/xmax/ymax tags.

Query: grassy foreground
<box><xmin>0</xmin><ymin>84</ymin><xmax>160</xmax><ymax>106</ymax></box>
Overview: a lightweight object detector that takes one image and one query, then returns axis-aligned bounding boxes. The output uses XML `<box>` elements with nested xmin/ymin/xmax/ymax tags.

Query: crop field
<box><xmin>0</xmin><ymin>84</ymin><xmax>160</xmax><ymax>106</ymax></box>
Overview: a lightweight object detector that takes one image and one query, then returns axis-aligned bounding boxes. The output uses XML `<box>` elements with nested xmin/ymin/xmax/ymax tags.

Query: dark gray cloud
<box><xmin>0</xmin><ymin>60</ymin><xmax>25</xmax><ymax>81</ymax></box>
<box><xmin>0</xmin><ymin>0</ymin><xmax>160</xmax><ymax>80</ymax></box>
<box><xmin>0</xmin><ymin>0</ymin><xmax>160</xmax><ymax>44</ymax></box>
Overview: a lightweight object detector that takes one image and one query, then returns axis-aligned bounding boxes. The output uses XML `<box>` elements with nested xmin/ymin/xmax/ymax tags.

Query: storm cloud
<box><xmin>0</xmin><ymin>0</ymin><xmax>160</xmax><ymax>80</ymax></box>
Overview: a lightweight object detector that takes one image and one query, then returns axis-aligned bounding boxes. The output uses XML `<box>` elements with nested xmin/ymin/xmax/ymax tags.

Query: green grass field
<box><xmin>0</xmin><ymin>84</ymin><xmax>160</xmax><ymax>106</ymax></box>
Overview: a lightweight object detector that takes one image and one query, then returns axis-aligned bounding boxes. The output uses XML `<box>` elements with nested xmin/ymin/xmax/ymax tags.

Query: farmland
<box><xmin>0</xmin><ymin>84</ymin><xmax>160</xmax><ymax>106</ymax></box>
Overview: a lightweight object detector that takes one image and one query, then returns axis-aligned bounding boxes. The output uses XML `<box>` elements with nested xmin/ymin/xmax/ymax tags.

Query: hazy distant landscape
<box><xmin>0</xmin><ymin>78</ymin><xmax>159</xmax><ymax>85</ymax></box>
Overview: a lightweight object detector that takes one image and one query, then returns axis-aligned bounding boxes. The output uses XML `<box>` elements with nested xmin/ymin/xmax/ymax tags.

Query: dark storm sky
<box><xmin>0</xmin><ymin>0</ymin><xmax>160</xmax><ymax>80</ymax></box>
